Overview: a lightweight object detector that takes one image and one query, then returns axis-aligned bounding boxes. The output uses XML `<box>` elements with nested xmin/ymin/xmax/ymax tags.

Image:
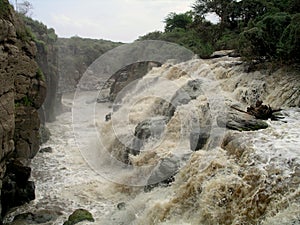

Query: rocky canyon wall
<box><xmin>0</xmin><ymin>0</ymin><xmax>46</xmax><ymax>221</ymax></box>
<box><xmin>21</xmin><ymin>15</ymin><xmax>59</xmax><ymax>123</ymax></box>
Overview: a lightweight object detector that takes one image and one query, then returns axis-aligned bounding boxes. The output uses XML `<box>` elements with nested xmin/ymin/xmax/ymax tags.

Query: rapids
<box><xmin>4</xmin><ymin>57</ymin><xmax>300</xmax><ymax>225</ymax></box>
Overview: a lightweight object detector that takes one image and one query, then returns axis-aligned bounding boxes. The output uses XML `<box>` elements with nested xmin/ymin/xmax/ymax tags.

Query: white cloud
<box><xmin>29</xmin><ymin>0</ymin><xmax>194</xmax><ymax>42</ymax></box>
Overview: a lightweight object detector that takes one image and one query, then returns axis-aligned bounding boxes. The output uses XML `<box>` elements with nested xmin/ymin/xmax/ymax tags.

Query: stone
<box><xmin>217</xmin><ymin>111</ymin><xmax>269</xmax><ymax>131</ymax></box>
<box><xmin>210</xmin><ymin>50</ymin><xmax>236</xmax><ymax>58</ymax></box>
<box><xmin>12</xmin><ymin>209</ymin><xmax>62</xmax><ymax>224</ymax></box>
<box><xmin>117</xmin><ymin>202</ymin><xmax>126</xmax><ymax>210</ymax></box>
<box><xmin>145</xmin><ymin>153</ymin><xmax>191</xmax><ymax>191</ymax></box>
<box><xmin>7</xmin><ymin>158</ymin><xmax>31</xmax><ymax>185</ymax></box>
<box><xmin>105</xmin><ymin>112</ymin><xmax>112</xmax><ymax>121</ymax></box>
<box><xmin>109</xmin><ymin>61</ymin><xmax>162</xmax><ymax>101</ymax></box>
<box><xmin>39</xmin><ymin>147</ymin><xmax>53</xmax><ymax>153</ymax></box>
<box><xmin>39</xmin><ymin>125</ymin><xmax>51</xmax><ymax>144</ymax></box>
<box><xmin>190</xmin><ymin>127</ymin><xmax>211</xmax><ymax>151</ymax></box>
<box><xmin>2</xmin><ymin>173</ymin><xmax>35</xmax><ymax>216</ymax></box>
<box><xmin>165</xmin><ymin>79</ymin><xmax>204</xmax><ymax>118</ymax></box>
<box><xmin>129</xmin><ymin>117</ymin><xmax>168</xmax><ymax>155</ymax></box>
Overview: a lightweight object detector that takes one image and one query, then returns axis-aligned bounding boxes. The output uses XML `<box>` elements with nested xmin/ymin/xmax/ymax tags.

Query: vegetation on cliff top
<box><xmin>0</xmin><ymin>0</ymin><xmax>13</xmax><ymax>19</ymax></box>
<box><xmin>56</xmin><ymin>36</ymin><xmax>123</xmax><ymax>92</ymax></box>
<box><xmin>139</xmin><ymin>0</ymin><xmax>300</xmax><ymax>63</ymax></box>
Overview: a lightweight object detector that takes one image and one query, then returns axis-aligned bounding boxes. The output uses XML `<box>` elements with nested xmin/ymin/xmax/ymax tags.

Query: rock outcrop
<box><xmin>108</xmin><ymin>61</ymin><xmax>162</xmax><ymax>102</ymax></box>
<box><xmin>57</xmin><ymin>37</ymin><xmax>122</xmax><ymax>93</ymax></box>
<box><xmin>21</xmin><ymin>15</ymin><xmax>59</xmax><ymax>122</ymax></box>
<box><xmin>0</xmin><ymin>0</ymin><xmax>46</xmax><ymax>221</ymax></box>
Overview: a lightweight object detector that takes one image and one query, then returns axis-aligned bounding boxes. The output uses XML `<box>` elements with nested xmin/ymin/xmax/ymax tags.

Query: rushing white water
<box><xmin>4</xmin><ymin>57</ymin><xmax>300</xmax><ymax>225</ymax></box>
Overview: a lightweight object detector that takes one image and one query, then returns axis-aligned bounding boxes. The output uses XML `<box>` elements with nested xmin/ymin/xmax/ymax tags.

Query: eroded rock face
<box><xmin>0</xmin><ymin>0</ymin><xmax>46</xmax><ymax>220</ymax></box>
<box><xmin>109</xmin><ymin>61</ymin><xmax>162</xmax><ymax>102</ymax></box>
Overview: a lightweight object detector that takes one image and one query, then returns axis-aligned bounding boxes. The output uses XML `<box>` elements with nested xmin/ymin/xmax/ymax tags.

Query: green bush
<box><xmin>0</xmin><ymin>0</ymin><xmax>11</xmax><ymax>19</ymax></box>
<box><xmin>36</xmin><ymin>68</ymin><xmax>45</xmax><ymax>81</ymax></box>
<box><xmin>63</xmin><ymin>209</ymin><xmax>94</xmax><ymax>225</ymax></box>
<box><xmin>216</xmin><ymin>31</ymin><xmax>240</xmax><ymax>50</ymax></box>
<box><xmin>277</xmin><ymin>13</ymin><xmax>300</xmax><ymax>62</ymax></box>
<box><xmin>238</xmin><ymin>12</ymin><xmax>299</xmax><ymax>61</ymax></box>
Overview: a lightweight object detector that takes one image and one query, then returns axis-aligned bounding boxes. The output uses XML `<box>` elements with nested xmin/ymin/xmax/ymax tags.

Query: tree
<box><xmin>18</xmin><ymin>0</ymin><xmax>33</xmax><ymax>16</ymax></box>
<box><xmin>164</xmin><ymin>12</ymin><xmax>193</xmax><ymax>32</ymax></box>
<box><xmin>193</xmin><ymin>0</ymin><xmax>236</xmax><ymax>28</ymax></box>
<box><xmin>238</xmin><ymin>12</ymin><xmax>295</xmax><ymax>60</ymax></box>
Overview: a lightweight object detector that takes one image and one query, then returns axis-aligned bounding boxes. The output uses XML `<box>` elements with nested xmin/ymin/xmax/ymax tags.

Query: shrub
<box><xmin>277</xmin><ymin>13</ymin><xmax>300</xmax><ymax>62</ymax></box>
<box><xmin>238</xmin><ymin>12</ymin><xmax>297</xmax><ymax>61</ymax></box>
<box><xmin>0</xmin><ymin>0</ymin><xmax>12</xmax><ymax>19</ymax></box>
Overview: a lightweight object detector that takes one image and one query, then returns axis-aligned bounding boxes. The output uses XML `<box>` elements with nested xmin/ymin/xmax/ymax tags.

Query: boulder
<box><xmin>129</xmin><ymin>117</ymin><xmax>168</xmax><ymax>155</ymax></box>
<box><xmin>210</xmin><ymin>50</ymin><xmax>239</xmax><ymax>58</ymax></box>
<box><xmin>165</xmin><ymin>79</ymin><xmax>204</xmax><ymax>118</ymax></box>
<box><xmin>11</xmin><ymin>210</ymin><xmax>62</xmax><ymax>224</ymax></box>
<box><xmin>117</xmin><ymin>202</ymin><xmax>126</xmax><ymax>210</ymax></box>
<box><xmin>190</xmin><ymin>127</ymin><xmax>211</xmax><ymax>151</ymax></box>
<box><xmin>217</xmin><ymin>111</ymin><xmax>268</xmax><ymax>131</ymax></box>
<box><xmin>145</xmin><ymin>153</ymin><xmax>191</xmax><ymax>191</ymax></box>
<box><xmin>1</xmin><ymin>159</ymin><xmax>35</xmax><ymax>216</ymax></box>
<box><xmin>39</xmin><ymin>147</ymin><xmax>53</xmax><ymax>153</ymax></box>
<box><xmin>109</xmin><ymin>61</ymin><xmax>162</xmax><ymax>101</ymax></box>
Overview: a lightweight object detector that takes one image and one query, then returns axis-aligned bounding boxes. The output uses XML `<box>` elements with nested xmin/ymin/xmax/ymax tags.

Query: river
<box><xmin>4</xmin><ymin>57</ymin><xmax>300</xmax><ymax>225</ymax></box>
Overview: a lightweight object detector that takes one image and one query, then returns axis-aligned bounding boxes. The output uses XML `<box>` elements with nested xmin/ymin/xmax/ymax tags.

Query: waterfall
<box><xmin>4</xmin><ymin>54</ymin><xmax>300</xmax><ymax>225</ymax></box>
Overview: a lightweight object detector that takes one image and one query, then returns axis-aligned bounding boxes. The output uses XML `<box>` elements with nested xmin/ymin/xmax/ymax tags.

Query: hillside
<box><xmin>56</xmin><ymin>37</ymin><xmax>123</xmax><ymax>93</ymax></box>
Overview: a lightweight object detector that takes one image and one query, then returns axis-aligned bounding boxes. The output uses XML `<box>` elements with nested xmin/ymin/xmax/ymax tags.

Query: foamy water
<box><xmin>4</xmin><ymin>58</ymin><xmax>300</xmax><ymax>225</ymax></box>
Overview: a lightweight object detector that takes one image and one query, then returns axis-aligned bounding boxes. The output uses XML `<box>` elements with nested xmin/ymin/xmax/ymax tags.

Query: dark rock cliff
<box><xmin>0</xmin><ymin>0</ymin><xmax>46</xmax><ymax>222</ymax></box>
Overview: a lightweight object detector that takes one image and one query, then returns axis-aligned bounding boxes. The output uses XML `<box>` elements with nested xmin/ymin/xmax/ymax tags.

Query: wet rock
<box><xmin>190</xmin><ymin>127</ymin><xmax>211</xmax><ymax>151</ymax></box>
<box><xmin>210</xmin><ymin>50</ymin><xmax>237</xmax><ymax>58</ymax></box>
<box><xmin>11</xmin><ymin>209</ymin><xmax>62</xmax><ymax>224</ymax></box>
<box><xmin>39</xmin><ymin>125</ymin><xmax>51</xmax><ymax>144</ymax></box>
<box><xmin>39</xmin><ymin>147</ymin><xmax>53</xmax><ymax>153</ymax></box>
<box><xmin>96</xmin><ymin>97</ymin><xmax>109</xmax><ymax>103</ymax></box>
<box><xmin>63</xmin><ymin>209</ymin><xmax>94</xmax><ymax>225</ymax></box>
<box><xmin>105</xmin><ymin>112</ymin><xmax>112</xmax><ymax>121</ymax></box>
<box><xmin>129</xmin><ymin>117</ymin><xmax>168</xmax><ymax>155</ymax></box>
<box><xmin>217</xmin><ymin>111</ymin><xmax>268</xmax><ymax>131</ymax></box>
<box><xmin>1</xmin><ymin>159</ymin><xmax>35</xmax><ymax>216</ymax></box>
<box><xmin>117</xmin><ymin>202</ymin><xmax>126</xmax><ymax>210</ymax></box>
<box><xmin>109</xmin><ymin>61</ymin><xmax>162</xmax><ymax>101</ymax></box>
<box><xmin>145</xmin><ymin>153</ymin><xmax>191</xmax><ymax>191</ymax></box>
<box><xmin>165</xmin><ymin>79</ymin><xmax>204</xmax><ymax>118</ymax></box>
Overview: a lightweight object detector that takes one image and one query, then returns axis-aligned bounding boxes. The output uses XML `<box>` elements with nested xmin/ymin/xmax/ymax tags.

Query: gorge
<box><xmin>0</xmin><ymin>0</ymin><xmax>300</xmax><ymax>224</ymax></box>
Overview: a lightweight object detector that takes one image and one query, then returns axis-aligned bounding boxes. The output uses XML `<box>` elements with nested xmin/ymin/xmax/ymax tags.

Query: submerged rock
<box><xmin>11</xmin><ymin>210</ymin><xmax>62</xmax><ymax>224</ymax></box>
<box><xmin>117</xmin><ymin>202</ymin><xmax>126</xmax><ymax>210</ymax></box>
<box><xmin>145</xmin><ymin>153</ymin><xmax>191</xmax><ymax>191</ymax></box>
<box><xmin>165</xmin><ymin>79</ymin><xmax>204</xmax><ymax>118</ymax></box>
<box><xmin>190</xmin><ymin>127</ymin><xmax>211</xmax><ymax>151</ymax></box>
<box><xmin>39</xmin><ymin>147</ymin><xmax>53</xmax><ymax>153</ymax></box>
<box><xmin>129</xmin><ymin>117</ymin><xmax>168</xmax><ymax>155</ymax></box>
<box><xmin>63</xmin><ymin>209</ymin><xmax>94</xmax><ymax>225</ymax></box>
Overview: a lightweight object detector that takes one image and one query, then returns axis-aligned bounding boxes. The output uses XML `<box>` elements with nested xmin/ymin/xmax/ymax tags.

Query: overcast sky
<box><xmin>11</xmin><ymin>0</ymin><xmax>197</xmax><ymax>42</ymax></box>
